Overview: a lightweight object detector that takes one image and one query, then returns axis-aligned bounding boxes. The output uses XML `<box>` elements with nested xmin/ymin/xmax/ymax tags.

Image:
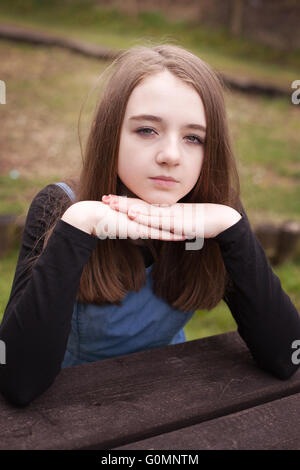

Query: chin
<box><xmin>147</xmin><ymin>197</ymin><xmax>177</xmax><ymax>206</ymax></box>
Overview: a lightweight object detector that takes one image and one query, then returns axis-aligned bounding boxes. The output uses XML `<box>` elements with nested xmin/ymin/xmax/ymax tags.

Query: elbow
<box><xmin>255</xmin><ymin>356</ymin><xmax>300</xmax><ymax>381</ymax></box>
<box><xmin>271</xmin><ymin>353</ymin><xmax>300</xmax><ymax>380</ymax></box>
<box><xmin>272</xmin><ymin>364</ymin><xmax>300</xmax><ymax>381</ymax></box>
<box><xmin>0</xmin><ymin>373</ymin><xmax>57</xmax><ymax>408</ymax></box>
<box><xmin>0</xmin><ymin>387</ymin><xmax>34</xmax><ymax>407</ymax></box>
<box><xmin>0</xmin><ymin>372</ymin><xmax>40</xmax><ymax>407</ymax></box>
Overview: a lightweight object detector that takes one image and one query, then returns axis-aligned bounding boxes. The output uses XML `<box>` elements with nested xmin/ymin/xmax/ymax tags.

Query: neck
<box><xmin>117</xmin><ymin>178</ymin><xmax>137</xmax><ymax>199</ymax></box>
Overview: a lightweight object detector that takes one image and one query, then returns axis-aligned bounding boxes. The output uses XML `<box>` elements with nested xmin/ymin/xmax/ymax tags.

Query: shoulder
<box><xmin>24</xmin><ymin>183</ymin><xmax>74</xmax><ymax>243</ymax></box>
<box><xmin>30</xmin><ymin>182</ymin><xmax>72</xmax><ymax>207</ymax></box>
<box><xmin>28</xmin><ymin>183</ymin><xmax>72</xmax><ymax>219</ymax></box>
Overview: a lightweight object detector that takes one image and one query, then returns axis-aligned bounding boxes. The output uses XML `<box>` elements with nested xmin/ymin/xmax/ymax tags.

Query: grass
<box><xmin>0</xmin><ymin>40</ymin><xmax>299</xmax><ymax>223</ymax></box>
<box><xmin>0</xmin><ymin>248</ymin><xmax>20</xmax><ymax>323</ymax></box>
<box><xmin>185</xmin><ymin>259</ymin><xmax>300</xmax><ymax>341</ymax></box>
<box><xmin>0</xmin><ymin>174</ymin><xmax>57</xmax><ymax>215</ymax></box>
<box><xmin>0</xmin><ymin>1</ymin><xmax>299</xmax><ymax>336</ymax></box>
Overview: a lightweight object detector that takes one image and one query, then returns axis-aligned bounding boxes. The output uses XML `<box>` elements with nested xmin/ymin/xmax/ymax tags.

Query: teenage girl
<box><xmin>1</xmin><ymin>44</ymin><xmax>299</xmax><ymax>407</ymax></box>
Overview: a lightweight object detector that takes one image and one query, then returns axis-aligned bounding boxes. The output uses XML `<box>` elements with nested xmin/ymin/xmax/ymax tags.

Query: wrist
<box><xmin>217</xmin><ymin>208</ymin><xmax>242</xmax><ymax>236</ymax></box>
<box><xmin>61</xmin><ymin>203</ymin><xmax>93</xmax><ymax>235</ymax></box>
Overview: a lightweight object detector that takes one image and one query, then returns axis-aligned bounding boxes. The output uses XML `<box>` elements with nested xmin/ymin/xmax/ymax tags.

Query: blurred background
<box><xmin>0</xmin><ymin>0</ymin><xmax>299</xmax><ymax>339</ymax></box>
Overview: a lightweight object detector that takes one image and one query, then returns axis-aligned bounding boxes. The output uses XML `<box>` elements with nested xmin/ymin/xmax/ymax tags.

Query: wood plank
<box><xmin>0</xmin><ymin>330</ymin><xmax>300</xmax><ymax>449</ymax></box>
<box><xmin>113</xmin><ymin>392</ymin><xmax>300</xmax><ymax>450</ymax></box>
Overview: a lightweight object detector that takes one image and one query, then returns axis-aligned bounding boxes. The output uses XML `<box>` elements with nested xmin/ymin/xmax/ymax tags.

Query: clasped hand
<box><xmin>100</xmin><ymin>195</ymin><xmax>242</xmax><ymax>240</ymax></box>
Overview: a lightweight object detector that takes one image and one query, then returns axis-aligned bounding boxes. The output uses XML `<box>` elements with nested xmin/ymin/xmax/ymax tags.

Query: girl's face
<box><xmin>117</xmin><ymin>70</ymin><xmax>206</xmax><ymax>205</ymax></box>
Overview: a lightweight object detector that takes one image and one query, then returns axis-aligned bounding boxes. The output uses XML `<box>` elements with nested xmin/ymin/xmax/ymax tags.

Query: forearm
<box><xmin>61</xmin><ymin>201</ymin><xmax>94</xmax><ymax>235</ymax></box>
<box><xmin>218</xmin><ymin>207</ymin><xmax>242</xmax><ymax>236</ymax></box>
<box><xmin>0</xmin><ymin>220</ymin><xmax>98</xmax><ymax>406</ymax></box>
<box><xmin>214</xmin><ymin>214</ymin><xmax>300</xmax><ymax>379</ymax></box>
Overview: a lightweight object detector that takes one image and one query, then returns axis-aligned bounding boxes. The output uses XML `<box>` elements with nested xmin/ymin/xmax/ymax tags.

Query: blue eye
<box><xmin>135</xmin><ymin>127</ymin><xmax>204</xmax><ymax>145</ymax></box>
<box><xmin>136</xmin><ymin>127</ymin><xmax>155</xmax><ymax>135</ymax></box>
<box><xmin>187</xmin><ymin>135</ymin><xmax>204</xmax><ymax>145</ymax></box>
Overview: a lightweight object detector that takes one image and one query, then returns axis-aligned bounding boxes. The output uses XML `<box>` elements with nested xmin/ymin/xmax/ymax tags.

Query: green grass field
<box><xmin>0</xmin><ymin>0</ymin><xmax>299</xmax><ymax>337</ymax></box>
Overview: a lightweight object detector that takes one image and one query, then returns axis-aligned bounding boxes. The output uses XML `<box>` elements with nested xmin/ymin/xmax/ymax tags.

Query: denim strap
<box><xmin>54</xmin><ymin>182</ymin><xmax>75</xmax><ymax>202</ymax></box>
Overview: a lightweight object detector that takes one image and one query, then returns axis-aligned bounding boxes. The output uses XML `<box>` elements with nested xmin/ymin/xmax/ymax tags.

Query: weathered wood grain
<box><xmin>0</xmin><ymin>331</ymin><xmax>300</xmax><ymax>449</ymax></box>
<box><xmin>113</xmin><ymin>392</ymin><xmax>300</xmax><ymax>450</ymax></box>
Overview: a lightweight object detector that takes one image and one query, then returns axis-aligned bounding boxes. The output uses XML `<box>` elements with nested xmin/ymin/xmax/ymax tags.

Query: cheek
<box><xmin>196</xmin><ymin>151</ymin><xmax>205</xmax><ymax>174</ymax></box>
<box><xmin>184</xmin><ymin>157</ymin><xmax>203</xmax><ymax>187</ymax></box>
<box><xmin>118</xmin><ymin>154</ymin><xmax>142</xmax><ymax>183</ymax></box>
<box><xmin>118</xmin><ymin>134</ymin><xmax>141</xmax><ymax>166</ymax></box>
<box><xmin>189</xmin><ymin>152</ymin><xmax>204</xmax><ymax>172</ymax></box>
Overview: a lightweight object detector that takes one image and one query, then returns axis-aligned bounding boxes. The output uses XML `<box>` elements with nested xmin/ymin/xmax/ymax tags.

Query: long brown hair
<box><xmin>27</xmin><ymin>43</ymin><xmax>242</xmax><ymax>312</ymax></box>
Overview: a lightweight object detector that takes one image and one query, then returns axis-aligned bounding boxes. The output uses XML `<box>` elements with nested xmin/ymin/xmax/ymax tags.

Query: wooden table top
<box><xmin>1</xmin><ymin>330</ymin><xmax>300</xmax><ymax>450</ymax></box>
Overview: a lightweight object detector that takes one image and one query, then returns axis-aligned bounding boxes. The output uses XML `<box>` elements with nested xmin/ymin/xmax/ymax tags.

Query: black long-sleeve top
<box><xmin>0</xmin><ymin>183</ymin><xmax>300</xmax><ymax>407</ymax></box>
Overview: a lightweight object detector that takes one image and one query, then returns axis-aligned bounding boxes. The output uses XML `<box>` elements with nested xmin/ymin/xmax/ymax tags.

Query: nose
<box><xmin>155</xmin><ymin>135</ymin><xmax>181</xmax><ymax>166</ymax></box>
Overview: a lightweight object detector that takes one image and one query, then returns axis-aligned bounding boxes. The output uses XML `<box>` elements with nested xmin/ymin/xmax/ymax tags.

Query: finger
<box><xmin>109</xmin><ymin>197</ymin><xmax>147</xmax><ymax>215</ymax></box>
<box><xmin>101</xmin><ymin>195</ymin><xmax>111</xmax><ymax>204</ymax></box>
<box><xmin>127</xmin><ymin>211</ymin><xmax>174</xmax><ymax>233</ymax></box>
<box><xmin>97</xmin><ymin>208</ymin><xmax>186</xmax><ymax>240</ymax></box>
<box><xmin>128</xmin><ymin>209</ymin><xmax>184</xmax><ymax>236</ymax></box>
<box><xmin>126</xmin><ymin>218</ymin><xmax>186</xmax><ymax>241</ymax></box>
<box><xmin>109</xmin><ymin>197</ymin><xmax>172</xmax><ymax>217</ymax></box>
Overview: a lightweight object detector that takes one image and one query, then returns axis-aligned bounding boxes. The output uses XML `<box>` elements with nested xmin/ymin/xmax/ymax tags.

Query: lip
<box><xmin>151</xmin><ymin>175</ymin><xmax>178</xmax><ymax>182</ymax></box>
<box><xmin>149</xmin><ymin>177</ymin><xmax>178</xmax><ymax>187</ymax></box>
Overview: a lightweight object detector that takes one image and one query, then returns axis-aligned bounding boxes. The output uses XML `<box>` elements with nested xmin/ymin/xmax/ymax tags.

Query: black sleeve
<box><xmin>213</xmin><ymin>204</ymin><xmax>300</xmax><ymax>380</ymax></box>
<box><xmin>0</xmin><ymin>184</ymin><xmax>98</xmax><ymax>407</ymax></box>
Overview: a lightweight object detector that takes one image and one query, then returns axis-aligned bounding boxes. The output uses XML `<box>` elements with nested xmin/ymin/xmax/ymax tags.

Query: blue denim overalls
<box><xmin>54</xmin><ymin>182</ymin><xmax>195</xmax><ymax>368</ymax></box>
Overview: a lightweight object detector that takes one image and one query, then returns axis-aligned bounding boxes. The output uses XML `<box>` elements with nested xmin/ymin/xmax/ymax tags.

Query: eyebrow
<box><xmin>129</xmin><ymin>114</ymin><xmax>206</xmax><ymax>133</ymax></box>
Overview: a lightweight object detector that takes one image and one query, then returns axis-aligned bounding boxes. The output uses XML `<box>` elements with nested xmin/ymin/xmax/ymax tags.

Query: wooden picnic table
<box><xmin>0</xmin><ymin>330</ymin><xmax>300</xmax><ymax>450</ymax></box>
